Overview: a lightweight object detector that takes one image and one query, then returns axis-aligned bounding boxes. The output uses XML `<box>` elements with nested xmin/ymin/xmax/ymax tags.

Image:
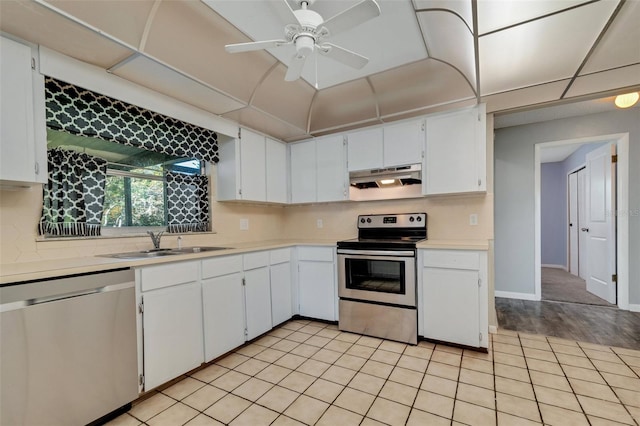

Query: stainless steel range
<box><xmin>337</xmin><ymin>213</ymin><xmax>427</xmax><ymax>345</ymax></box>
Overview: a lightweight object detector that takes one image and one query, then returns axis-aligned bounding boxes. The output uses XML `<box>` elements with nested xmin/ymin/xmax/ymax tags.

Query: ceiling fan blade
<box><xmin>321</xmin><ymin>0</ymin><xmax>381</xmax><ymax>36</ymax></box>
<box><xmin>225</xmin><ymin>39</ymin><xmax>289</xmax><ymax>53</ymax></box>
<box><xmin>318</xmin><ymin>43</ymin><xmax>368</xmax><ymax>69</ymax></box>
<box><xmin>269</xmin><ymin>0</ymin><xmax>302</xmax><ymax>26</ymax></box>
<box><xmin>285</xmin><ymin>54</ymin><xmax>307</xmax><ymax>81</ymax></box>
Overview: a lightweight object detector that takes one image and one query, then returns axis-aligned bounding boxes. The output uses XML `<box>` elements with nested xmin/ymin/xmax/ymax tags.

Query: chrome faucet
<box><xmin>147</xmin><ymin>231</ymin><xmax>164</xmax><ymax>249</ymax></box>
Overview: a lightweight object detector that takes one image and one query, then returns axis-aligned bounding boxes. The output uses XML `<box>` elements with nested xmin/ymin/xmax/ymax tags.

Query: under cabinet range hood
<box><xmin>349</xmin><ymin>164</ymin><xmax>422</xmax><ymax>189</ymax></box>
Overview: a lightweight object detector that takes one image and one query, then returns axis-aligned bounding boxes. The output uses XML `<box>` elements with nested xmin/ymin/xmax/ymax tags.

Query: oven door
<box><xmin>337</xmin><ymin>249</ymin><xmax>416</xmax><ymax>307</ymax></box>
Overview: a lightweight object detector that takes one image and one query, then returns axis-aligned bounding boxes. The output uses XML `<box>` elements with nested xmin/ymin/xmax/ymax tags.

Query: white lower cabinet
<box><xmin>420</xmin><ymin>249</ymin><xmax>488</xmax><ymax>349</ymax></box>
<box><xmin>243</xmin><ymin>252</ymin><xmax>272</xmax><ymax>341</ymax></box>
<box><xmin>142</xmin><ymin>281</ymin><xmax>204</xmax><ymax>390</ymax></box>
<box><xmin>202</xmin><ymin>271</ymin><xmax>245</xmax><ymax>362</ymax></box>
<box><xmin>297</xmin><ymin>246</ymin><xmax>336</xmax><ymax>321</ymax></box>
<box><xmin>270</xmin><ymin>248</ymin><xmax>293</xmax><ymax>326</ymax></box>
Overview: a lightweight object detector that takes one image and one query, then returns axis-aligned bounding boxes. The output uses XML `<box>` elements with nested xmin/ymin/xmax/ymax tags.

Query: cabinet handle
<box><xmin>581</xmin><ymin>228</ymin><xmax>589</xmax><ymax>232</ymax></box>
<box><xmin>34</xmin><ymin>162</ymin><xmax>39</xmax><ymax>175</ymax></box>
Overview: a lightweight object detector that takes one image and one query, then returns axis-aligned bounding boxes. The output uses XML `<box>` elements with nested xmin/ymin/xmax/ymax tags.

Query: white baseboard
<box><xmin>495</xmin><ymin>291</ymin><xmax>539</xmax><ymax>301</ymax></box>
<box><xmin>541</xmin><ymin>264</ymin><xmax>567</xmax><ymax>270</ymax></box>
<box><xmin>629</xmin><ymin>304</ymin><xmax>640</xmax><ymax>313</ymax></box>
<box><xmin>488</xmin><ymin>325</ymin><xmax>498</xmax><ymax>334</ymax></box>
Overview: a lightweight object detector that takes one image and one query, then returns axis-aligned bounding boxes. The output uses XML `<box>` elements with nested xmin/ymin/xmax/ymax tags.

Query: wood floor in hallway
<box><xmin>496</xmin><ymin>297</ymin><xmax>640</xmax><ymax>350</ymax></box>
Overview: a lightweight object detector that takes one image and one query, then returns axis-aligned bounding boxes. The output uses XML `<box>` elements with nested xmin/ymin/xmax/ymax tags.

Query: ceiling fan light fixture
<box><xmin>614</xmin><ymin>92</ymin><xmax>639</xmax><ymax>109</ymax></box>
<box><xmin>295</xmin><ymin>35</ymin><xmax>315</xmax><ymax>57</ymax></box>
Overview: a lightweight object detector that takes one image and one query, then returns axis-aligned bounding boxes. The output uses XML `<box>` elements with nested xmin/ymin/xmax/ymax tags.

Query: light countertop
<box><xmin>1</xmin><ymin>238</ymin><xmax>489</xmax><ymax>285</ymax></box>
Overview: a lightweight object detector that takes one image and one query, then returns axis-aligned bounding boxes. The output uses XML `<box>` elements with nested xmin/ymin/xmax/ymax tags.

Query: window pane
<box><xmin>102</xmin><ymin>175</ymin><xmax>165</xmax><ymax>227</ymax></box>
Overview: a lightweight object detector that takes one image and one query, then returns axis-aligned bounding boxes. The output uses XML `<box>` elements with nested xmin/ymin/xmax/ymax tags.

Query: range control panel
<box><xmin>357</xmin><ymin>213</ymin><xmax>426</xmax><ymax>229</ymax></box>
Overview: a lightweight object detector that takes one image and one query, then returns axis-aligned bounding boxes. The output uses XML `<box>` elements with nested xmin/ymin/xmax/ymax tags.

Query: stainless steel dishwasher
<box><xmin>0</xmin><ymin>269</ymin><xmax>139</xmax><ymax>426</ymax></box>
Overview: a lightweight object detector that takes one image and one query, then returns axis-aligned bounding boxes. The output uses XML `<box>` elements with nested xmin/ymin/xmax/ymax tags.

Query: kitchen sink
<box><xmin>100</xmin><ymin>246</ymin><xmax>231</xmax><ymax>259</ymax></box>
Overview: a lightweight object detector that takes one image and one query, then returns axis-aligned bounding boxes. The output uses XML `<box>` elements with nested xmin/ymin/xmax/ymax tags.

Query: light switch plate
<box><xmin>317</xmin><ymin>219</ymin><xmax>323</xmax><ymax>229</ymax></box>
<box><xmin>240</xmin><ymin>218</ymin><xmax>249</xmax><ymax>230</ymax></box>
<box><xmin>469</xmin><ymin>214</ymin><xmax>478</xmax><ymax>226</ymax></box>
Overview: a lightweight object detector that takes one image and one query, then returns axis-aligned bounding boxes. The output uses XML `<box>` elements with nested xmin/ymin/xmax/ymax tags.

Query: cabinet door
<box><xmin>317</xmin><ymin>135</ymin><xmax>347</xmax><ymax>202</ymax></box>
<box><xmin>245</xmin><ymin>267</ymin><xmax>272</xmax><ymax>340</ymax></box>
<box><xmin>266</xmin><ymin>137</ymin><xmax>288</xmax><ymax>203</ymax></box>
<box><xmin>240</xmin><ymin>128</ymin><xmax>266</xmax><ymax>201</ymax></box>
<box><xmin>423</xmin><ymin>268</ymin><xmax>479</xmax><ymax>347</ymax></box>
<box><xmin>202</xmin><ymin>273</ymin><xmax>245</xmax><ymax>362</ymax></box>
<box><xmin>270</xmin><ymin>262</ymin><xmax>292</xmax><ymax>326</ymax></box>
<box><xmin>143</xmin><ymin>282</ymin><xmax>204</xmax><ymax>390</ymax></box>
<box><xmin>290</xmin><ymin>140</ymin><xmax>317</xmax><ymax>203</ymax></box>
<box><xmin>383</xmin><ymin>119</ymin><xmax>424</xmax><ymax>167</ymax></box>
<box><xmin>424</xmin><ymin>106</ymin><xmax>485</xmax><ymax>195</ymax></box>
<box><xmin>298</xmin><ymin>261</ymin><xmax>335</xmax><ymax>321</ymax></box>
<box><xmin>347</xmin><ymin>128</ymin><xmax>383</xmax><ymax>171</ymax></box>
<box><xmin>0</xmin><ymin>37</ymin><xmax>41</xmax><ymax>184</ymax></box>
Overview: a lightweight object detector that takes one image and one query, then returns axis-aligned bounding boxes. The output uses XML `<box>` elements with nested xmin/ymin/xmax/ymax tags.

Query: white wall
<box><xmin>494</xmin><ymin>108</ymin><xmax>640</xmax><ymax>303</ymax></box>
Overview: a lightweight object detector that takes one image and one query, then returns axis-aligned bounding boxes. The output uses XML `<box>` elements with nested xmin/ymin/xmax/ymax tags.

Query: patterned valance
<box><xmin>166</xmin><ymin>172</ymin><xmax>210</xmax><ymax>233</ymax></box>
<box><xmin>39</xmin><ymin>148</ymin><xmax>107</xmax><ymax>237</ymax></box>
<box><xmin>44</xmin><ymin>77</ymin><xmax>219</xmax><ymax>163</ymax></box>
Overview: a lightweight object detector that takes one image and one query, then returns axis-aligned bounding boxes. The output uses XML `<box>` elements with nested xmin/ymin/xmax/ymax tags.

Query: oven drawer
<box><xmin>423</xmin><ymin>250</ymin><xmax>480</xmax><ymax>270</ymax></box>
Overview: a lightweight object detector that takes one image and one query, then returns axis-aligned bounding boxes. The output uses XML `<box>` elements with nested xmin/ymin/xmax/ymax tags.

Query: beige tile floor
<box><xmin>109</xmin><ymin>319</ymin><xmax>640</xmax><ymax>426</ymax></box>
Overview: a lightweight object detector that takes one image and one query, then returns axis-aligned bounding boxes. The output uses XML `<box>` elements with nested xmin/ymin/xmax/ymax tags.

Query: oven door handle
<box><xmin>337</xmin><ymin>249</ymin><xmax>415</xmax><ymax>257</ymax></box>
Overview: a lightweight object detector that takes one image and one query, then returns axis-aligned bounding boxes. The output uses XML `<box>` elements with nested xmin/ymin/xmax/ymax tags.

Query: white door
<box><xmin>202</xmin><ymin>273</ymin><xmax>245</xmax><ymax>362</ymax></box>
<box><xmin>240</xmin><ymin>129</ymin><xmax>266</xmax><ymax>201</ymax></box>
<box><xmin>270</xmin><ymin>262</ymin><xmax>293</xmax><ymax>326</ymax></box>
<box><xmin>265</xmin><ymin>137</ymin><xmax>288</xmax><ymax>203</ymax></box>
<box><xmin>568</xmin><ymin>172</ymin><xmax>579</xmax><ymax>275</ymax></box>
<box><xmin>577</xmin><ymin>169</ymin><xmax>588</xmax><ymax>280</ymax></box>
<box><xmin>584</xmin><ymin>143</ymin><xmax>616</xmax><ymax>304</ymax></box>
<box><xmin>143</xmin><ymin>282</ymin><xmax>204</xmax><ymax>390</ymax></box>
<box><xmin>244</xmin><ymin>267</ymin><xmax>272</xmax><ymax>340</ymax></box>
<box><xmin>290</xmin><ymin>140</ymin><xmax>317</xmax><ymax>203</ymax></box>
<box><xmin>317</xmin><ymin>135</ymin><xmax>347</xmax><ymax>202</ymax></box>
<box><xmin>298</xmin><ymin>261</ymin><xmax>335</xmax><ymax>321</ymax></box>
<box><xmin>383</xmin><ymin>119</ymin><xmax>424</xmax><ymax>168</ymax></box>
<box><xmin>347</xmin><ymin>127</ymin><xmax>383</xmax><ymax>171</ymax></box>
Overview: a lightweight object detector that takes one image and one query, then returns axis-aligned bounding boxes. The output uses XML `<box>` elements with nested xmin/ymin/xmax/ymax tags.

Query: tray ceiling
<box><xmin>1</xmin><ymin>0</ymin><xmax>638</xmax><ymax>142</ymax></box>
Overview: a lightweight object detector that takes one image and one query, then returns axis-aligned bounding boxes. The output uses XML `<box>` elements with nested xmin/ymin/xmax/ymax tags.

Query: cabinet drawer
<box><xmin>244</xmin><ymin>251</ymin><xmax>269</xmax><ymax>270</ymax></box>
<box><xmin>422</xmin><ymin>250</ymin><xmax>480</xmax><ymax>270</ymax></box>
<box><xmin>202</xmin><ymin>255</ymin><xmax>242</xmax><ymax>279</ymax></box>
<box><xmin>297</xmin><ymin>246</ymin><xmax>334</xmax><ymax>262</ymax></box>
<box><xmin>140</xmin><ymin>261</ymin><xmax>199</xmax><ymax>292</ymax></box>
<box><xmin>270</xmin><ymin>248</ymin><xmax>291</xmax><ymax>265</ymax></box>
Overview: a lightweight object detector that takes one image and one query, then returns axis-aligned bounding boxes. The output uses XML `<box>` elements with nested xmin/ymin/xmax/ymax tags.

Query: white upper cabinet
<box><xmin>347</xmin><ymin>128</ymin><xmax>383</xmax><ymax>171</ymax></box>
<box><xmin>316</xmin><ymin>135</ymin><xmax>347</xmax><ymax>202</ymax></box>
<box><xmin>290</xmin><ymin>136</ymin><xmax>347</xmax><ymax>204</ymax></box>
<box><xmin>265</xmin><ymin>137</ymin><xmax>288</xmax><ymax>204</ymax></box>
<box><xmin>240</xmin><ymin>128</ymin><xmax>266</xmax><ymax>201</ymax></box>
<box><xmin>216</xmin><ymin>128</ymin><xmax>288</xmax><ymax>203</ymax></box>
<box><xmin>423</xmin><ymin>104</ymin><xmax>487</xmax><ymax>195</ymax></box>
<box><xmin>290</xmin><ymin>140</ymin><xmax>316</xmax><ymax>204</ymax></box>
<box><xmin>383</xmin><ymin>120</ymin><xmax>425</xmax><ymax>168</ymax></box>
<box><xmin>0</xmin><ymin>36</ymin><xmax>47</xmax><ymax>187</ymax></box>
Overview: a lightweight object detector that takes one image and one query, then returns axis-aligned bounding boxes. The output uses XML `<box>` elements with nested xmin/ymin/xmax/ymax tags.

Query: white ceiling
<box><xmin>1</xmin><ymin>0</ymin><xmax>639</xmax><ymax>142</ymax></box>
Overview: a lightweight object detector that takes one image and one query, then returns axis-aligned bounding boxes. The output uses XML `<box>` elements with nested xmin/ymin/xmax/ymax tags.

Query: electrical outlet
<box><xmin>240</xmin><ymin>218</ymin><xmax>249</xmax><ymax>230</ymax></box>
<box><xmin>317</xmin><ymin>219</ymin><xmax>323</xmax><ymax>229</ymax></box>
<box><xmin>469</xmin><ymin>214</ymin><xmax>478</xmax><ymax>226</ymax></box>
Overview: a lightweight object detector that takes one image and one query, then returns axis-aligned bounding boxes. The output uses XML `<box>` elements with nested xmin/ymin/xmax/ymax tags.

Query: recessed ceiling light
<box><xmin>614</xmin><ymin>92</ymin><xmax>639</xmax><ymax>109</ymax></box>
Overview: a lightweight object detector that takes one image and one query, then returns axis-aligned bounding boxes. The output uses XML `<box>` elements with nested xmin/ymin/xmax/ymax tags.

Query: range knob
<box><xmin>409</xmin><ymin>216</ymin><xmax>414</xmax><ymax>222</ymax></box>
<box><xmin>417</xmin><ymin>216</ymin><xmax>422</xmax><ymax>222</ymax></box>
<box><xmin>360</xmin><ymin>218</ymin><xmax>365</xmax><ymax>224</ymax></box>
<box><xmin>367</xmin><ymin>218</ymin><xmax>372</xmax><ymax>223</ymax></box>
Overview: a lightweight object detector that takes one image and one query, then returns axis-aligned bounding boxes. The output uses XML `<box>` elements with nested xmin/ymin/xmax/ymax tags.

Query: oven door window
<box><xmin>345</xmin><ymin>258</ymin><xmax>405</xmax><ymax>295</ymax></box>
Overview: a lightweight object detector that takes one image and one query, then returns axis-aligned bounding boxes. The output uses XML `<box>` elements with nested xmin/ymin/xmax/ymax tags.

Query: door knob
<box><xmin>581</xmin><ymin>227</ymin><xmax>589</xmax><ymax>232</ymax></box>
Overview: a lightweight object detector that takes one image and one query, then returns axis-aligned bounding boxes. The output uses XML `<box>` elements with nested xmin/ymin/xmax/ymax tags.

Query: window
<box><xmin>46</xmin><ymin>129</ymin><xmax>206</xmax><ymax>233</ymax></box>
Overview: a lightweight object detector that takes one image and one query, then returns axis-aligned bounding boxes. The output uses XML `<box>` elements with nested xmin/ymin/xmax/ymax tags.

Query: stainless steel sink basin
<box><xmin>100</xmin><ymin>246</ymin><xmax>231</xmax><ymax>259</ymax></box>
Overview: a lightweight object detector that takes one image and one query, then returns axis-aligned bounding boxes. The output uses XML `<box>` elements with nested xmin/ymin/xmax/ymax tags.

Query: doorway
<box><xmin>534</xmin><ymin>133</ymin><xmax>630</xmax><ymax>310</ymax></box>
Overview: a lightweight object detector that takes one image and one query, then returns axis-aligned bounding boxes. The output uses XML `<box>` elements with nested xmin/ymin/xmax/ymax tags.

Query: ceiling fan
<box><xmin>224</xmin><ymin>0</ymin><xmax>381</xmax><ymax>82</ymax></box>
